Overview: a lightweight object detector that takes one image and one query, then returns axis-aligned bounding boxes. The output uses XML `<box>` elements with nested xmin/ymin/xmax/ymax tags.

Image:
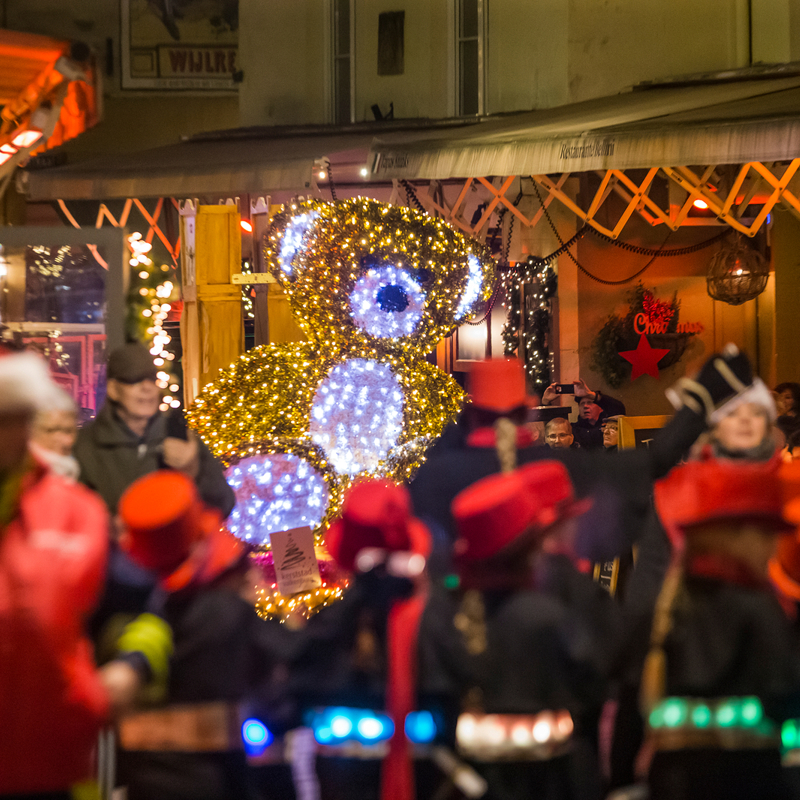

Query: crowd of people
<box><xmin>2</xmin><ymin>337</ymin><xmax>800</xmax><ymax>800</ymax></box>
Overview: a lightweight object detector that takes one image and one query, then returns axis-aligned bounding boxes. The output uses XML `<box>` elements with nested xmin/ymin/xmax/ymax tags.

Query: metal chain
<box><xmin>326</xmin><ymin>162</ymin><xmax>338</xmax><ymax>202</ymax></box>
<box><xmin>588</xmin><ymin>224</ymin><xmax>732</xmax><ymax>256</ymax></box>
<box><xmin>532</xmin><ymin>182</ymin><xmax>731</xmax><ymax>285</ymax></box>
<box><xmin>401</xmin><ymin>180</ymin><xmax>426</xmax><ymax>213</ymax></box>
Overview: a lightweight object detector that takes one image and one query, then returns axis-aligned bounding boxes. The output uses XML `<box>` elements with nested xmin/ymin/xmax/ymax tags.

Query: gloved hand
<box><xmin>666</xmin><ymin>344</ymin><xmax>772</xmax><ymax>423</ymax></box>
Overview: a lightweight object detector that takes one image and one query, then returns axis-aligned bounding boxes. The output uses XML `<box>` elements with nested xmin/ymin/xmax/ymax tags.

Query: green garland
<box><xmin>501</xmin><ymin>256</ymin><xmax>558</xmax><ymax>393</ymax></box>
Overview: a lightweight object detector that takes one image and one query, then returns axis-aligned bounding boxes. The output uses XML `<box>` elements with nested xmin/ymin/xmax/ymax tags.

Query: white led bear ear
<box><xmin>349</xmin><ymin>264</ymin><xmax>426</xmax><ymax>339</ymax></box>
<box><xmin>276</xmin><ymin>210</ymin><xmax>321</xmax><ymax>277</ymax></box>
<box><xmin>456</xmin><ymin>254</ymin><xmax>486</xmax><ymax>320</ymax></box>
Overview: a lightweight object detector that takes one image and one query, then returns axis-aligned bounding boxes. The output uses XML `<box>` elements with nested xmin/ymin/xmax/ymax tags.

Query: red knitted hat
<box><xmin>452</xmin><ymin>460</ymin><xmax>590</xmax><ymax>563</ymax></box>
<box><xmin>467</xmin><ymin>358</ymin><xmax>528</xmax><ymax>413</ymax></box>
<box><xmin>326</xmin><ymin>479</ymin><xmax>431</xmax><ymax>573</ymax></box>
<box><xmin>654</xmin><ymin>456</ymin><xmax>794</xmax><ymax>548</ymax></box>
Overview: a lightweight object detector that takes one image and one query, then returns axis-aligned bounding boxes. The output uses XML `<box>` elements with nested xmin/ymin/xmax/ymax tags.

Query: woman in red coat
<box><xmin>0</xmin><ymin>352</ymin><xmax>157</xmax><ymax>799</ymax></box>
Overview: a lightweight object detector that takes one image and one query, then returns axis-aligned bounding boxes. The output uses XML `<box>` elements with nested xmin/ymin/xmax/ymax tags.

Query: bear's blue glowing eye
<box><xmin>350</xmin><ymin>265</ymin><xmax>425</xmax><ymax>339</ymax></box>
<box><xmin>377</xmin><ymin>284</ymin><xmax>409</xmax><ymax>312</ymax></box>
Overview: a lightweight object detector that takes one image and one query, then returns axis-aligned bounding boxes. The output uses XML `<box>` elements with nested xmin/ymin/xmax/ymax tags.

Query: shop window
<box><xmin>457</xmin><ymin>0</ymin><xmax>486</xmax><ymax>116</ymax></box>
<box><xmin>333</xmin><ymin>0</ymin><xmax>354</xmax><ymax>124</ymax></box>
<box><xmin>0</xmin><ymin>229</ymin><xmax>125</xmax><ymax>421</ymax></box>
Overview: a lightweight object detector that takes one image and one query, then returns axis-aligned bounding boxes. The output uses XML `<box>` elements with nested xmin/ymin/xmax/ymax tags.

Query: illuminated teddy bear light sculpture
<box><xmin>188</xmin><ymin>197</ymin><xmax>495</xmax><ymax>616</ymax></box>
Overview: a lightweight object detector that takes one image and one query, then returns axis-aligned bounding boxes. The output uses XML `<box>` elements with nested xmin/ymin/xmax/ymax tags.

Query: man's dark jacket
<box><xmin>75</xmin><ymin>403</ymin><xmax>235</xmax><ymax>517</ymax></box>
<box><xmin>572</xmin><ymin>392</ymin><xmax>626</xmax><ymax>450</ymax></box>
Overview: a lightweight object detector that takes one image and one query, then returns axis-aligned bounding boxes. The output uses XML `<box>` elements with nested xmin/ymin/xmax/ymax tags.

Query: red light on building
<box><xmin>240</xmin><ymin>219</ymin><xmax>253</xmax><ymax>233</ymax></box>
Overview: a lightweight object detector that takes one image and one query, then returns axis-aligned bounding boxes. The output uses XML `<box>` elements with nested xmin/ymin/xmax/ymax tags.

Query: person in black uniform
<box><xmin>610</xmin><ymin>355</ymin><xmax>783</xmax><ymax>793</ymax></box>
<box><xmin>286</xmin><ymin>479</ymin><xmax>434</xmax><ymax>800</ymax></box>
<box><xmin>635</xmin><ymin>456</ymin><xmax>800</xmax><ymax>800</ymax></box>
<box><xmin>418</xmin><ymin>456</ymin><xmax>618</xmax><ymax>800</ymax></box>
<box><xmin>409</xmin><ymin>352</ymin><xmax>754</xmax><ymax>580</ymax></box>
<box><xmin>114</xmin><ymin>470</ymin><xmax>290</xmax><ymax>800</ymax></box>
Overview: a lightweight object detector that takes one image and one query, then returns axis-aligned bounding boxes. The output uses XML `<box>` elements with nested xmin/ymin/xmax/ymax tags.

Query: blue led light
<box><xmin>310</xmin><ymin>707</ymin><xmax>395</xmax><ymax>745</ymax></box>
<box><xmin>225</xmin><ymin>453</ymin><xmax>330</xmax><ymax>545</ymax></box>
<box><xmin>242</xmin><ymin>718</ymin><xmax>273</xmax><ymax>756</ymax></box>
<box><xmin>357</xmin><ymin>716</ymin><xmax>385</xmax><ymax>740</ymax></box>
<box><xmin>456</xmin><ymin>255</ymin><xmax>484</xmax><ymax>319</ymax></box>
<box><xmin>309</xmin><ymin>359</ymin><xmax>404</xmax><ymax>475</ymax></box>
<box><xmin>315</xmin><ymin>726</ymin><xmax>333</xmax><ymax>744</ymax></box>
<box><xmin>330</xmin><ymin>715</ymin><xmax>353</xmax><ymax>738</ymax></box>
<box><xmin>278</xmin><ymin>211</ymin><xmax>319</xmax><ymax>275</ymax></box>
<box><xmin>405</xmin><ymin>711</ymin><xmax>437</xmax><ymax>744</ymax></box>
<box><xmin>349</xmin><ymin>265</ymin><xmax>425</xmax><ymax>339</ymax></box>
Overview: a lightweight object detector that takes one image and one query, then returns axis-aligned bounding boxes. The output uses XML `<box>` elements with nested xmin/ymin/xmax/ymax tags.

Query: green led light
<box><xmin>783</xmin><ymin>720</ymin><xmax>799</xmax><ymax>750</ymax></box>
<box><xmin>716</xmin><ymin>702</ymin><xmax>737</xmax><ymax>728</ymax></box>
<box><xmin>691</xmin><ymin>704</ymin><xmax>712</xmax><ymax>729</ymax></box>
<box><xmin>740</xmin><ymin>698</ymin><xmax>763</xmax><ymax>726</ymax></box>
<box><xmin>443</xmin><ymin>574</ymin><xmax>460</xmax><ymax>590</ymax></box>
<box><xmin>662</xmin><ymin>699</ymin><xmax>688</xmax><ymax>728</ymax></box>
<box><xmin>649</xmin><ymin>706</ymin><xmax>665</xmax><ymax>729</ymax></box>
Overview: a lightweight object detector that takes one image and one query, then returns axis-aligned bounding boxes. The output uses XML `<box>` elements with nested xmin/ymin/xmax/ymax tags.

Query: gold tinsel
<box><xmin>187</xmin><ymin>198</ymin><xmax>495</xmax><ymax>618</ymax></box>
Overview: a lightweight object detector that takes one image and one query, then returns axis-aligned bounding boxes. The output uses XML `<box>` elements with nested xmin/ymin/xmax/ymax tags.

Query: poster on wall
<box><xmin>121</xmin><ymin>0</ymin><xmax>239</xmax><ymax>90</ymax></box>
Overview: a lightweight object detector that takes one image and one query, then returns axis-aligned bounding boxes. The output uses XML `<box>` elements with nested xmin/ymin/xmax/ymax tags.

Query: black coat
<box><xmin>117</xmin><ymin>576</ymin><xmax>292</xmax><ymax>800</ymax></box>
<box><xmin>641</xmin><ymin>575</ymin><xmax>800</xmax><ymax>800</ymax></box>
<box><xmin>75</xmin><ymin>403</ymin><xmax>235</xmax><ymax>517</ymax></box>
<box><xmin>419</xmin><ymin>555</ymin><xmax>620</xmax><ymax>717</ymax></box>
<box><xmin>409</xmin><ymin>406</ymin><xmax>706</xmax><ymax>577</ymax></box>
<box><xmin>418</xmin><ymin>556</ymin><xmax>621</xmax><ymax>800</ymax></box>
<box><xmin>572</xmin><ymin>392</ymin><xmax>627</xmax><ymax>451</ymax></box>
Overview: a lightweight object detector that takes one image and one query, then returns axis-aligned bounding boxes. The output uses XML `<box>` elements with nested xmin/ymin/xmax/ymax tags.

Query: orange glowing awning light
<box><xmin>12</xmin><ymin>129</ymin><xmax>42</xmax><ymax>148</ymax></box>
<box><xmin>0</xmin><ymin>29</ymin><xmax>98</xmax><ymax>171</ymax></box>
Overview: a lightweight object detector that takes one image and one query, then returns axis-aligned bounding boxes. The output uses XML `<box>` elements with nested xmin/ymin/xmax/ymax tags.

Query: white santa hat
<box><xmin>0</xmin><ymin>351</ymin><xmax>59</xmax><ymax>414</ymax></box>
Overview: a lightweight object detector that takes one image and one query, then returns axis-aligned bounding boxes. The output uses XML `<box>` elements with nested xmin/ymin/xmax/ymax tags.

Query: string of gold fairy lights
<box><xmin>188</xmin><ymin>197</ymin><xmax>495</xmax><ymax>619</ymax></box>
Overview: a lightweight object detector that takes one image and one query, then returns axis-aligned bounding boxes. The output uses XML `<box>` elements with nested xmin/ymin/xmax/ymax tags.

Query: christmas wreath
<box><xmin>590</xmin><ymin>283</ymin><xmax>701</xmax><ymax>389</ymax></box>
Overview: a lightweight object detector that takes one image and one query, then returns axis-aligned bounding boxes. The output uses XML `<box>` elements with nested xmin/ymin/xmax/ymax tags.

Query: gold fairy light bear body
<box><xmin>187</xmin><ymin>198</ymin><xmax>495</xmax><ymax>616</ymax></box>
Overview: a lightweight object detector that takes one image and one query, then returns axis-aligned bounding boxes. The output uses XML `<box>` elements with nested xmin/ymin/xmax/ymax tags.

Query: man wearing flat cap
<box><xmin>75</xmin><ymin>342</ymin><xmax>234</xmax><ymax>517</ymax></box>
<box><xmin>75</xmin><ymin>343</ymin><xmax>235</xmax><ymax>642</ymax></box>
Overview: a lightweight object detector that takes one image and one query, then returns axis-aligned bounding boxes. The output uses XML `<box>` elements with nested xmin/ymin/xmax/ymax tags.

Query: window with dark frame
<box><xmin>457</xmin><ymin>0</ymin><xmax>482</xmax><ymax>116</ymax></box>
<box><xmin>333</xmin><ymin>0</ymin><xmax>353</xmax><ymax>124</ymax></box>
<box><xmin>378</xmin><ymin>11</ymin><xmax>405</xmax><ymax>76</ymax></box>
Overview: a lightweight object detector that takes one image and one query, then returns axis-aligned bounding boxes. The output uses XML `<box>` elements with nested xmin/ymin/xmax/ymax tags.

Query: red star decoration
<box><xmin>618</xmin><ymin>334</ymin><xmax>670</xmax><ymax>380</ymax></box>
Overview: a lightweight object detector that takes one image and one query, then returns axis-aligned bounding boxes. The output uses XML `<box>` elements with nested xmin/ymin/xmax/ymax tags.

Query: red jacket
<box><xmin>0</xmin><ymin>461</ymin><xmax>111</xmax><ymax>794</ymax></box>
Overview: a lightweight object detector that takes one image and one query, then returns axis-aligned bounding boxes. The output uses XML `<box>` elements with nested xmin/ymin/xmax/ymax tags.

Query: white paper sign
<box><xmin>270</xmin><ymin>526</ymin><xmax>321</xmax><ymax>596</ymax></box>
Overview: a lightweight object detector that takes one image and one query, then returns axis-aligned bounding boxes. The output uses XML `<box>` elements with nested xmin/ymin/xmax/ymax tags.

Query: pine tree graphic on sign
<box><xmin>281</xmin><ymin>534</ymin><xmax>306</xmax><ymax>570</ymax></box>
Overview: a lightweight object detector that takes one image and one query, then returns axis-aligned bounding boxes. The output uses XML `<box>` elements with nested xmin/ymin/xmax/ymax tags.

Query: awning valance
<box><xmin>20</xmin><ymin>128</ymin><xmax>384</xmax><ymax>201</ymax></box>
<box><xmin>368</xmin><ymin>74</ymin><xmax>800</xmax><ymax>180</ymax></box>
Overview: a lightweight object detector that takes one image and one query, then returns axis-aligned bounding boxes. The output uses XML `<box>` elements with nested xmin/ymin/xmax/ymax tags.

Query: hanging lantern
<box><xmin>706</xmin><ymin>236</ymin><xmax>769</xmax><ymax>306</ymax></box>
